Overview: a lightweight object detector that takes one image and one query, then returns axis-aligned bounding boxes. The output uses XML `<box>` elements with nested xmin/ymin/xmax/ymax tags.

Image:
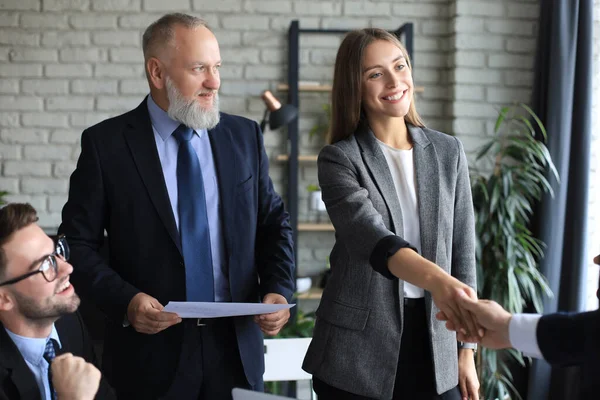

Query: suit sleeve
<box><xmin>71</xmin><ymin>313</ymin><xmax>116</xmax><ymax>400</ymax></box>
<box><xmin>450</xmin><ymin>137</ymin><xmax>477</xmax><ymax>291</ymax></box>
<box><xmin>537</xmin><ymin>309</ymin><xmax>600</xmax><ymax>367</ymax></box>
<box><xmin>450</xmin><ymin>138</ymin><xmax>477</xmax><ymax>349</ymax></box>
<box><xmin>318</xmin><ymin>144</ymin><xmax>404</xmax><ymax>270</ymax></box>
<box><xmin>253</xmin><ymin>122</ymin><xmax>295</xmax><ymax>302</ymax></box>
<box><xmin>59</xmin><ymin>130</ymin><xmax>140</xmax><ymax>324</ymax></box>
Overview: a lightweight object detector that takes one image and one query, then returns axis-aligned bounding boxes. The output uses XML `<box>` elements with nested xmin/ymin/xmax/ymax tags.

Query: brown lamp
<box><xmin>259</xmin><ymin>90</ymin><xmax>298</xmax><ymax>132</ymax></box>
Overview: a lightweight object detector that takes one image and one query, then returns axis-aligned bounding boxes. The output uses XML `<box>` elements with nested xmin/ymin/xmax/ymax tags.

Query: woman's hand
<box><xmin>458</xmin><ymin>348</ymin><xmax>479</xmax><ymax>400</ymax></box>
<box><xmin>428</xmin><ymin>275</ymin><xmax>483</xmax><ymax>342</ymax></box>
<box><xmin>388</xmin><ymin>248</ymin><xmax>483</xmax><ymax>340</ymax></box>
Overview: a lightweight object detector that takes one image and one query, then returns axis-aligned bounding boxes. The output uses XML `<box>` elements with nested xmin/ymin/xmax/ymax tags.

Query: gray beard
<box><xmin>166</xmin><ymin>76</ymin><xmax>220</xmax><ymax>131</ymax></box>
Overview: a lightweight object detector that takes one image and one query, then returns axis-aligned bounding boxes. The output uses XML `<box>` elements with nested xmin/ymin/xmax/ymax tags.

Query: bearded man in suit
<box><xmin>59</xmin><ymin>12</ymin><xmax>295</xmax><ymax>400</ymax></box>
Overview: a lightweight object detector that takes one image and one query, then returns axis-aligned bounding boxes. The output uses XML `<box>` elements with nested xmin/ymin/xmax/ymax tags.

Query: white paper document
<box><xmin>232</xmin><ymin>388</ymin><xmax>295</xmax><ymax>400</ymax></box>
<box><xmin>163</xmin><ymin>301</ymin><xmax>295</xmax><ymax>318</ymax></box>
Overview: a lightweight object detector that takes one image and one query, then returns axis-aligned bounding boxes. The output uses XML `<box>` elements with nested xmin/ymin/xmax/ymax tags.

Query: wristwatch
<box><xmin>459</xmin><ymin>341</ymin><xmax>477</xmax><ymax>353</ymax></box>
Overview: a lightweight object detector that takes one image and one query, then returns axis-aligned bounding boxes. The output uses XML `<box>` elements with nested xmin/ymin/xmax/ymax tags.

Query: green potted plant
<box><xmin>306</xmin><ymin>184</ymin><xmax>326</xmax><ymax>213</ymax></box>
<box><xmin>273</xmin><ymin>308</ymin><xmax>316</xmax><ymax>339</ymax></box>
<box><xmin>470</xmin><ymin>103</ymin><xmax>559</xmax><ymax>400</ymax></box>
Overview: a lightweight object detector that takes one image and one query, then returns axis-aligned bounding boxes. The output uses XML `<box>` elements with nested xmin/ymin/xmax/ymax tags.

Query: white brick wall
<box><xmin>449</xmin><ymin>0</ymin><xmax>539</xmax><ymax>160</ymax></box>
<box><xmin>0</xmin><ymin>0</ymin><xmax>541</xmax><ymax>294</ymax></box>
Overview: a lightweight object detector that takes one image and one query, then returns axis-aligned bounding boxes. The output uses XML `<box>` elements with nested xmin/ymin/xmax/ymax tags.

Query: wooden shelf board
<box><xmin>298</xmin><ymin>223</ymin><xmax>334</xmax><ymax>231</ymax></box>
<box><xmin>276</xmin><ymin>154</ymin><xmax>318</xmax><ymax>162</ymax></box>
<box><xmin>277</xmin><ymin>83</ymin><xmax>424</xmax><ymax>93</ymax></box>
<box><xmin>277</xmin><ymin>83</ymin><xmax>331</xmax><ymax>92</ymax></box>
<box><xmin>297</xmin><ymin>288</ymin><xmax>323</xmax><ymax>300</ymax></box>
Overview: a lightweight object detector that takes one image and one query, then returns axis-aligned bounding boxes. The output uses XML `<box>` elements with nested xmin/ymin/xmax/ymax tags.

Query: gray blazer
<box><xmin>302</xmin><ymin>123</ymin><xmax>477</xmax><ymax>399</ymax></box>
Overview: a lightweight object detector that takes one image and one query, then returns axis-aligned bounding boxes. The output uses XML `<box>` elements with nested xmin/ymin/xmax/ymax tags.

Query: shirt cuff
<box><xmin>369</xmin><ymin>235</ymin><xmax>417</xmax><ymax>280</ymax></box>
<box><xmin>509</xmin><ymin>313</ymin><xmax>544</xmax><ymax>359</ymax></box>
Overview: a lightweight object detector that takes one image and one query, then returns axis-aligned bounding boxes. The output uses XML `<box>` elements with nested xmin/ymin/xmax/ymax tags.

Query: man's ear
<box><xmin>147</xmin><ymin>57</ymin><xmax>166</xmax><ymax>90</ymax></box>
<box><xmin>0</xmin><ymin>289</ymin><xmax>14</xmax><ymax>312</ymax></box>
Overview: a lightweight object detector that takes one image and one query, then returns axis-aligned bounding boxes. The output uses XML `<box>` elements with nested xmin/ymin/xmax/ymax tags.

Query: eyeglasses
<box><xmin>0</xmin><ymin>235</ymin><xmax>70</xmax><ymax>287</ymax></box>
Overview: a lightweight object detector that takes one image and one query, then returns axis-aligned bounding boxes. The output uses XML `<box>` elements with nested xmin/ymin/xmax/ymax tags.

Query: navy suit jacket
<box><xmin>537</xmin><ymin>309</ymin><xmax>600</xmax><ymax>397</ymax></box>
<box><xmin>58</xmin><ymin>99</ymin><xmax>295</xmax><ymax>397</ymax></box>
<box><xmin>0</xmin><ymin>312</ymin><xmax>114</xmax><ymax>400</ymax></box>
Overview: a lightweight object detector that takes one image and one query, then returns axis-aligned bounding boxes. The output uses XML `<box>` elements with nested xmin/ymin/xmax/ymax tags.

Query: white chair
<box><xmin>263</xmin><ymin>338</ymin><xmax>316</xmax><ymax>400</ymax></box>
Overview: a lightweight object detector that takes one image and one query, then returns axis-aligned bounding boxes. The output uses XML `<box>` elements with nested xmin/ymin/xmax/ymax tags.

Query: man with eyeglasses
<box><xmin>0</xmin><ymin>203</ymin><xmax>114</xmax><ymax>400</ymax></box>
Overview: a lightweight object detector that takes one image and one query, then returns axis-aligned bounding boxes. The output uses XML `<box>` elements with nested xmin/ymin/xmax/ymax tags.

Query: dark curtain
<box><xmin>527</xmin><ymin>0</ymin><xmax>593</xmax><ymax>399</ymax></box>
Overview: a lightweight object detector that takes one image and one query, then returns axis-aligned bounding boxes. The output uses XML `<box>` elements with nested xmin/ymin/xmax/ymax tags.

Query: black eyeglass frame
<box><xmin>0</xmin><ymin>235</ymin><xmax>69</xmax><ymax>287</ymax></box>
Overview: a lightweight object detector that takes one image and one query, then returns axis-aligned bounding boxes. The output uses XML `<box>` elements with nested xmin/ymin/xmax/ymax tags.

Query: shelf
<box><xmin>297</xmin><ymin>288</ymin><xmax>323</xmax><ymax>300</ymax></box>
<box><xmin>277</xmin><ymin>83</ymin><xmax>425</xmax><ymax>93</ymax></box>
<box><xmin>277</xmin><ymin>83</ymin><xmax>331</xmax><ymax>92</ymax></box>
<box><xmin>276</xmin><ymin>154</ymin><xmax>318</xmax><ymax>162</ymax></box>
<box><xmin>298</xmin><ymin>223</ymin><xmax>334</xmax><ymax>231</ymax></box>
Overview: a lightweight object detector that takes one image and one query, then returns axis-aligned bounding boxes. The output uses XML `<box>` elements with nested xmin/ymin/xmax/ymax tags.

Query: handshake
<box><xmin>434</xmin><ymin>288</ymin><xmax>514</xmax><ymax>350</ymax></box>
<box><xmin>435</xmin><ymin>253</ymin><xmax>600</xmax><ymax>355</ymax></box>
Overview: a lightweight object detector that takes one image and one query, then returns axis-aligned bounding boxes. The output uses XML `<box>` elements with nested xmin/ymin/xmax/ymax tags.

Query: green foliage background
<box><xmin>470</xmin><ymin>103</ymin><xmax>558</xmax><ymax>400</ymax></box>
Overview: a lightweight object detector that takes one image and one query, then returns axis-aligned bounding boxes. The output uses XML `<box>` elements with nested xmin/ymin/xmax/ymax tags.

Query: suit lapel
<box><xmin>123</xmin><ymin>99</ymin><xmax>181</xmax><ymax>255</ymax></box>
<box><xmin>355</xmin><ymin>124</ymin><xmax>404</xmax><ymax>237</ymax></box>
<box><xmin>0</xmin><ymin>325</ymin><xmax>42</xmax><ymax>400</ymax></box>
<box><xmin>409</xmin><ymin>125</ymin><xmax>439</xmax><ymax>263</ymax></box>
<box><xmin>207</xmin><ymin>120</ymin><xmax>236</xmax><ymax>261</ymax></box>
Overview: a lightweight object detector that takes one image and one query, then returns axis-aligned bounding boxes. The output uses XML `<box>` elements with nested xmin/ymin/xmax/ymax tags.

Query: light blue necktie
<box><xmin>173</xmin><ymin>124</ymin><xmax>214</xmax><ymax>302</ymax></box>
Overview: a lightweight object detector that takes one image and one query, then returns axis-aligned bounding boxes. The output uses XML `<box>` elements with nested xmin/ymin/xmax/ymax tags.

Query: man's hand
<box><xmin>458</xmin><ymin>349</ymin><xmax>479</xmax><ymax>400</ymax></box>
<box><xmin>51</xmin><ymin>353</ymin><xmax>100</xmax><ymax>400</ymax></box>
<box><xmin>127</xmin><ymin>292</ymin><xmax>181</xmax><ymax>334</ymax></box>
<box><xmin>436</xmin><ymin>290</ymin><xmax>513</xmax><ymax>349</ymax></box>
<box><xmin>429</xmin><ymin>275</ymin><xmax>483</xmax><ymax>342</ymax></box>
<box><xmin>254</xmin><ymin>293</ymin><xmax>290</xmax><ymax>336</ymax></box>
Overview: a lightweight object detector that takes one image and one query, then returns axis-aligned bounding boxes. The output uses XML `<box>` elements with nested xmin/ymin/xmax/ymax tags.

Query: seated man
<box><xmin>0</xmin><ymin>203</ymin><xmax>113</xmax><ymax>400</ymax></box>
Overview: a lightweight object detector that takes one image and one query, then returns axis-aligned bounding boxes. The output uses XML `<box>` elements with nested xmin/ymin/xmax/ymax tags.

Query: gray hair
<box><xmin>142</xmin><ymin>13</ymin><xmax>209</xmax><ymax>60</ymax></box>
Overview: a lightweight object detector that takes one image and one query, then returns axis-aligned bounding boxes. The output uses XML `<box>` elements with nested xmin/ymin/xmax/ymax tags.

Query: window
<box><xmin>585</xmin><ymin>0</ymin><xmax>600</xmax><ymax>311</ymax></box>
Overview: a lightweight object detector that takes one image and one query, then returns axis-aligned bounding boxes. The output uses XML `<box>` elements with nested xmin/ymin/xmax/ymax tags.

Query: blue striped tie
<box><xmin>173</xmin><ymin>124</ymin><xmax>214</xmax><ymax>302</ymax></box>
<box><xmin>43</xmin><ymin>339</ymin><xmax>58</xmax><ymax>400</ymax></box>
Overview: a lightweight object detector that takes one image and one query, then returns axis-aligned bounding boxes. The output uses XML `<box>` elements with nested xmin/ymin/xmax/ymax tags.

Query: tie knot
<box><xmin>43</xmin><ymin>339</ymin><xmax>57</xmax><ymax>363</ymax></box>
<box><xmin>173</xmin><ymin>124</ymin><xmax>194</xmax><ymax>143</ymax></box>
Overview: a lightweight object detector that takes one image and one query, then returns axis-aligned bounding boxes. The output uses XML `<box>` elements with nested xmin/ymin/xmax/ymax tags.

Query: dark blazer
<box><xmin>537</xmin><ymin>309</ymin><xmax>600</xmax><ymax>397</ymax></box>
<box><xmin>58</xmin><ymin>99</ymin><xmax>295</xmax><ymax>397</ymax></box>
<box><xmin>302</xmin><ymin>124</ymin><xmax>476</xmax><ymax>399</ymax></box>
<box><xmin>0</xmin><ymin>312</ymin><xmax>114</xmax><ymax>400</ymax></box>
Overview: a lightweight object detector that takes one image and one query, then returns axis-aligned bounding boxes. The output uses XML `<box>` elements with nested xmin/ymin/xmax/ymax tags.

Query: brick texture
<box><xmin>0</xmin><ymin>0</ymin><xmax>550</xmax><ymax>288</ymax></box>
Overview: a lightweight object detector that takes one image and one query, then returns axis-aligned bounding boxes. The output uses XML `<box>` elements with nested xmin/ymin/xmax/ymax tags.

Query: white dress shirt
<box><xmin>509</xmin><ymin>313</ymin><xmax>544</xmax><ymax>359</ymax></box>
<box><xmin>377</xmin><ymin>140</ymin><xmax>424</xmax><ymax>299</ymax></box>
<box><xmin>5</xmin><ymin>325</ymin><xmax>62</xmax><ymax>400</ymax></box>
<box><xmin>147</xmin><ymin>95</ymin><xmax>230</xmax><ymax>301</ymax></box>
